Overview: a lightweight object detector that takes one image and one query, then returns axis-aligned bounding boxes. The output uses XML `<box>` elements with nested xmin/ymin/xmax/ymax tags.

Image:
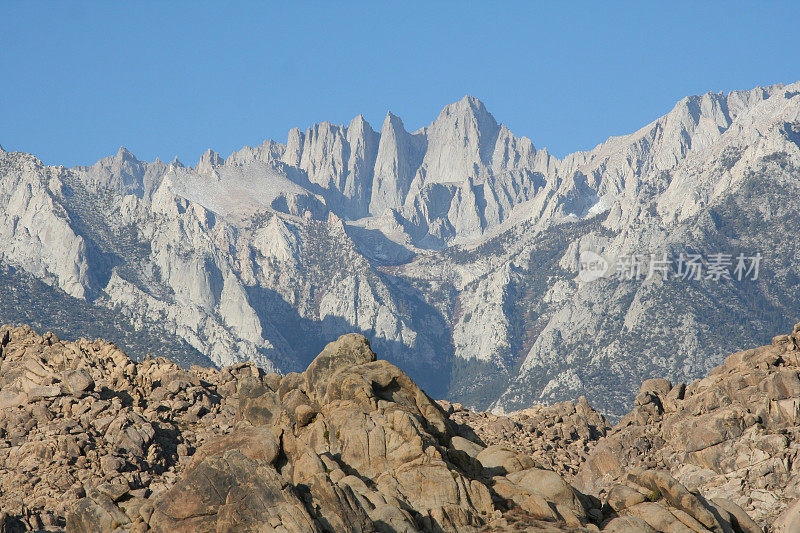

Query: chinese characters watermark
<box><xmin>579</xmin><ymin>251</ymin><xmax>762</xmax><ymax>282</ymax></box>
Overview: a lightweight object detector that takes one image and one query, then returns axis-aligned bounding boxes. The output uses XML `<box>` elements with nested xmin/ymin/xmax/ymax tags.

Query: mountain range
<box><xmin>2</xmin><ymin>81</ymin><xmax>800</xmax><ymax>417</ymax></box>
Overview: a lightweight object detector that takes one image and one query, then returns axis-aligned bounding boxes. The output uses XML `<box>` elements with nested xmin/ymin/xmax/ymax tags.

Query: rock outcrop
<box><xmin>5</xmin><ymin>319</ymin><xmax>800</xmax><ymax>531</ymax></box>
<box><xmin>575</xmin><ymin>324</ymin><xmax>800</xmax><ymax>528</ymax></box>
<box><xmin>0</xmin><ymin>324</ymin><xmax>758</xmax><ymax>533</ymax></box>
<box><xmin>444</xmin><ymin>398</ymin><xmax>609</xmax><ymax>479</ymax></box>
<box><xmin>0</xmin><ymin>324</ymin><xmax>243</xmax><ymax>531</ymax></box>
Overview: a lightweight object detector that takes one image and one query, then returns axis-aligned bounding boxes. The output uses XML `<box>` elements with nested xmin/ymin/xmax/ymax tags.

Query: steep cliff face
<box><xmin>370</xmin><ymin>112</ymin><xmax>424</xmax><ymax>217</ymax></box>
<box><xmin>0</xmin><ymin>150</ymin><xmax>91</xmax><ymax>299</ymax></box>
<box><xmin>285</xmin><ymin>116</ymin><xmax>379</xmax><ymax>219</ymax></box>
<box><xmin>1</xmin><ymin>82</ymin><xmax>799</xmax><ymax>417</ymax></box>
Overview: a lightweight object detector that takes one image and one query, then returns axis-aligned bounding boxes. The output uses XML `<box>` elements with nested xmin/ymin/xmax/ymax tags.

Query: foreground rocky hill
<box><xmin>1</xmin><ymin>324</ymin><xmax>799</xmax><ymax>531</ymax></box>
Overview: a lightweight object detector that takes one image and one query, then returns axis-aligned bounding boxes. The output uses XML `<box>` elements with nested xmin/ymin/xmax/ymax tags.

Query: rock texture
<box><xmin>2</xmin><ymin>82</ymin><xmax>800</xmax><ymax>417</ymax></box>
<box><xmin>66</xmin><ymin>330</ymin><xmax>766</xmax><ymax>533</ymax></box>
<box><xmin>575</xmin><ymin>324</ymin><xmax>800</xmax><ymax>528</ymax></box>
<box><xmin>444</xmin><ymin>398</ymin><xmax>609</xmax><ymax>479</ymax></box>
<box><xmin>0</xmin><ymin>323</ymin><xmax>790</xmax><ymax>532</ymax></box>
<box><xmin>0</xmin><ymin>324</ymin><xmax>243</xmax><ymax>531</ymax></box>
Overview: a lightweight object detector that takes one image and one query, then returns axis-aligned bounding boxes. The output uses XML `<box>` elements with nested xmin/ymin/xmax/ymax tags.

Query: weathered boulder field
<box><xmin>0</xmin><ymin>323</ymin><xmax>797</xmax><ymax>531</ymax></box>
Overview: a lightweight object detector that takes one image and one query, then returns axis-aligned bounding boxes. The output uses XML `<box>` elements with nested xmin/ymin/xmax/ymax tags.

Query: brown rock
<box><xmin>67</xmin><ymin>494</ymin><xmax>130</xmax><ymax>533</ymax></box>
<box><xmin>477</xmin><ymin>445</ymin><xmax>535</xmax><ymax>476</ymax></box>
<box><xmin>61</xmin><ymin>369</ymin><xmax>95</xmax><ymax>396</ymax></box>
<box><xmin>150</xmin><ymin>450</ymin><xmax>317</xmax><ymax>532</ymax></box>
<box><xmin>624</xmin><ymin>501</ymin><xmax>695</xmax><ymax>532</ymax></box>
<box><xmin>606</xmin><ymin>484</ymin><xmax>646</xmax><ymax>512</ymax></box>
<box><xmin>603</xmin><ymin>516</ymin><xmax>659</xmax><ymax>532</ymax></box>
<box><xmin>100</xmin><ymin>455</ymin><xmax>124</xmax><ymax>476</ymax></box>
<box><xmin>450</xmin><ymin>435</ymin><xmax>485</xmax><ymax>458</ymax></box>
<box><xmin>626</xmin><ymin>469</ymin><xmax>719</xmax><ymax>530</ymax></box>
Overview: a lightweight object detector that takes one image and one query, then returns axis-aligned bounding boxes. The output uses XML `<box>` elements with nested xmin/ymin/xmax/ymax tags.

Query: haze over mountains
<box><xmin>2</xmin><ymin>81</ymin><xmax>800</xmax><ymax>416</ymax></box>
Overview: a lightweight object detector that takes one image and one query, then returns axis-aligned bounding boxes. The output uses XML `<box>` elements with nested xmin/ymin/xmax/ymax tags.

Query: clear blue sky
<box><xmin>2</xmin><ymin>2</ymin><xmax>799</xmax><ymax>167</ymax></box>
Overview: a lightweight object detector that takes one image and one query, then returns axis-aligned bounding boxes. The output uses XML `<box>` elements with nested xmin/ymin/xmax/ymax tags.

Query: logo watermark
<box><xmin>578</xmin><ymin>251</ymin><xmax>610</xmax><ymax>282</ymax></box>
<box><xmin>578</xmin><ymin>251</ymin><xmax>762</xmax><ymax>282</ymax></box>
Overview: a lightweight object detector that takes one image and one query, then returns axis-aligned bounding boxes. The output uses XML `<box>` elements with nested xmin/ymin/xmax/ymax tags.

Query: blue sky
<box><xmin>1</xmin><ymin>2</ymin><xmax>799</xmax><ymax>167</ymax></box>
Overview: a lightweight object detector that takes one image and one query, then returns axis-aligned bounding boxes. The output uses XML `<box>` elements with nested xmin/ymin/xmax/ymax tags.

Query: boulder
<box><xmin>606</xmin><ymin>484</ymin><xmax>646</xmax><ymax>512</ymax></box>
<box><xmin>773</xmin><ymin>497</ymin><xmax>800</xmax><ymax>533</ymax></box>
<box><xmin>450</xmin><ymin>435</ymin><xmax>485</xmax><ymax>459</ymax></box>
<box><xmin>61</xmin><ymin>369</ymin><xmax>95</xmax><ymax>396</ymax></box>
<box><xmin>602</xmin><ymin>516</ymin><xmax>658</xmax><ymax>533</ymax></box>
<box><xmin>67</xmin><ymin>495</ymin><xmax>131</xmax><ymax>533</ymax></box>
<box><xmin>477</xmin><ymin>445</ymin><xmax>535</xmax><ymax>476</ymax></box>
<box><xmin>503</xmin><ymin>467</ymin><xmax>589</xmax><ymax>526</ymax></box>
<box><xmin>625</xmin><ymin>469</ymin><xmax>719</xmax><ymax>530</ymax></box>
<box><xmin>185</xmin><ymin>426</ymin><xmax>280</xmax><ymax>472</ymax></box>
<box><xmin>150</xmin><ymin>450</ymin><xmax>319</xmax><ymax>532</ymax></box>
<box><xmin>711</xmin><ymin>498</ymin><xmax>764</xmax><ymax>533</ymax></box>
<box><xmin>624</xmin><ymin>502</ymin><xmax>695</xmax><ymax>532</ymax></box>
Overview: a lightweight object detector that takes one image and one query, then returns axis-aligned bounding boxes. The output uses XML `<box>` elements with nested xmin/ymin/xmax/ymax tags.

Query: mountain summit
<box><xmin>1</xmin><ymin>82</ymin><xmax>799</xmax><ymax>416</ymax></box>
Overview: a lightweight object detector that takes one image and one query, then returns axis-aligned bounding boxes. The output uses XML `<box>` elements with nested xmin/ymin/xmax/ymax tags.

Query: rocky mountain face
<box><xmin>1</xmin><ymin>82</ymin><xmax>800</xmax><ymax>416</ymax></box>
<box><xmin>1</xmin><ymin>323</ymin><xmax>799</xmax><ymax>532</ymax></box>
